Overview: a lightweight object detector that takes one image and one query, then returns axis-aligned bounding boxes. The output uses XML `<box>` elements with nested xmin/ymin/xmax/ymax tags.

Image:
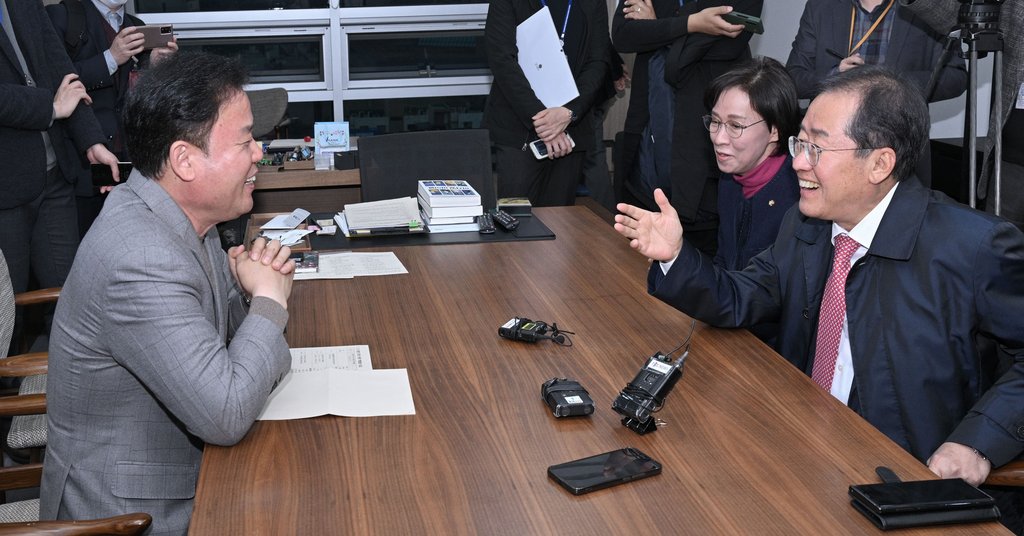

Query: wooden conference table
<box><xmin>190</xmin><ymin>207</ymin><xmax>1007</xmax><ymax>535</ymax></box>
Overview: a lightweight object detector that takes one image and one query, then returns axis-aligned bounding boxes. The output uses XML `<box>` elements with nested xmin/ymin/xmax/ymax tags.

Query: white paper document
<box><xmin>258</xmin><ymin>346</ymin><xmax>415</xmax><ymax>420</ymax></box>
<box><xmin>261</xmin><ymin>208</ymin><xmax>311</xmax><ymax>230</ymax></box>
<box><xmin>289</xmin><ymin>345</ymin><xmax>373</xmax><ymax>372</ymax></box>
<box><xmin>293</xmin><ymin>251</ymin><xmax>407</xmax><ymax>280</ymax></box>
<box><xmin>516</xmin><ymin>6</ymin><xmax>579</xmax><ymax>108</ymax></box>
<box><xmin>260</xmin><ymin>228</ymin><xmax>313</xmax><ymax>247</ymax></box>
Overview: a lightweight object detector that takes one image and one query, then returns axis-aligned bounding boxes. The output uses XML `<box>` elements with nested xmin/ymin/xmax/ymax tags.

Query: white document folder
<box><xmin>516</xmin><ymin>6</ymin><xmax>579</xmax><ymax>108</ymax></box>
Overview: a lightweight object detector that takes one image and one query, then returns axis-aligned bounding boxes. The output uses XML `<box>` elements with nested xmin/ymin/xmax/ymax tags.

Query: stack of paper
<box><xmin>337</xmin><ymin>197</ymin><xmax>424</xmax><ymax>237</ymax></box>
<box><xmin>417</xmin><ymin>180</ymin><xmax>483</xmax><ymax>233</ymax></box>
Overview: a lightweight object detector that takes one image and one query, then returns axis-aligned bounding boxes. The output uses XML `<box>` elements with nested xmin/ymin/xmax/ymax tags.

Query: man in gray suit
<box><xmin>40</xmin><ymin>52</ymin><xmax>295</xmax><ymax>534</ymax></box>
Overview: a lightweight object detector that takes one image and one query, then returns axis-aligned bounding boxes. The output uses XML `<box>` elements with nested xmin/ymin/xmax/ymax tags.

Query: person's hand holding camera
<box><xmin>149</xmin><ymin>37</ymin><xmax>179</xmax><ymax>66</ymax></box>
<box><xmin>109</xmin><ymin>26</ymin><xmax>145</xmax><ymax>66</ymax></box>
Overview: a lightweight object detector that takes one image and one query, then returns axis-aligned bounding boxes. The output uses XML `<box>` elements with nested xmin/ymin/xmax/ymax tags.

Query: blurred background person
<box><xmin>786</xmin><ymin>0</ymin><xmax>967</xmax><ymax>102</ymax></box>
<box><xmin>613</xmin><ymin>0</ymin><xmax>762</xmax><ymax>256</ymax></box>
<box><xmin>47</xmin><ymin>0</ymin><xmax>178</xmax><ymax>237</ymax></box>
<box><xmin>484</xmin><ymin>0</ymin><xmax>610</xmax><ymax>207</ymax></box>
<box><xmin>0</xmin><ymin>0</ymin><xmax>118</xmax><ymax>353</ymax></box>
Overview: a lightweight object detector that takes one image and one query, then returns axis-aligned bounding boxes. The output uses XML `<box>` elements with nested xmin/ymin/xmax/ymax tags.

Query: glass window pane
<box><xmin>135</xmin><ymin>0</ymin><xmax>328</xmax><ymax>13</ymax></box>
<box><xmin>344</xmin><ymin>96</ymin><xmax>486</xmax><ymax>136</ymax></box>
<box><xmin>347</xmin><ymin>30</ymin><xmax>487</xmax><ymax>81</ymax></box>
<box><xmin>177</xmin><ymin>36</ymin><xmax>324</xmax><ymax>85</ymax></box>
<box><xmin>342</xmin><ymin>0</ymin><xmax>481</xmax><ymax>5</ymax></box>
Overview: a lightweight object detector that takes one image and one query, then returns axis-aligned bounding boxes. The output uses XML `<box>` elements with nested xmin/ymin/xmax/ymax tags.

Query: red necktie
<box><xmin>811</xmin><ymin>234</ymin><xmax>861</xmax><ymax>391</ymax></box>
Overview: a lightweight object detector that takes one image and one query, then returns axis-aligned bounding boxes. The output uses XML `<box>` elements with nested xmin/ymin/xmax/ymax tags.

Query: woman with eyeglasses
<box><xmin>702</xmin><ymin>57</ymin><xmax>800</xmax><ymax>273</ymax></box>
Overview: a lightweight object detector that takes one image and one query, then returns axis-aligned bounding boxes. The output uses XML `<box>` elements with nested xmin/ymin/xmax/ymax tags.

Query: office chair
<box><xmin>357</xmin><ymin>129</ymin><xmax>496</xmax><ymax>208</ymax></box>
<box><xmin>0</xmin><ymin>455</ymin><xmax>150</xmax><ymax>534</ymax></box>
<box><xmin>0</xmin><ymin>251</ymin><xmax>54</xmax><ymax>463</ymax></box>
<box><xmin>245</xmin><ymin>88</ymin><xmax>290</xmax><ymax>140</ymax></box>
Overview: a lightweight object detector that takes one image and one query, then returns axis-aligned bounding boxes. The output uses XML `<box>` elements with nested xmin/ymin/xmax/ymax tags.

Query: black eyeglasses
<box><xmin>787</xmin><ymin>136</ymin><xmax>878</xmax><ymax>168</ymax></box>
<box><xmin>702</xmin><ymin>115</ymin><xmax>765</xmax><ymax>138</ymax></box>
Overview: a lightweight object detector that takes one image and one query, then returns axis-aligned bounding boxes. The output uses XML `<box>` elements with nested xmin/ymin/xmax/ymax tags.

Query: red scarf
<box><xmin>733</xmin><ymin>153</ymin><xmax>787</xmax><ymax>199</ymax></box>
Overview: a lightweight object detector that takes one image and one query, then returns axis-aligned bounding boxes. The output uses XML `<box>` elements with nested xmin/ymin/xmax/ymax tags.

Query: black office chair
<box><xmin>357</xmin><ymin>129</ymin><xmax>496</xmax><ymax>208</ymax></box>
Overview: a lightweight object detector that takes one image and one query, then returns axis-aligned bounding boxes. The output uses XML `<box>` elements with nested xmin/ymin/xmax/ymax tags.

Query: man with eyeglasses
<box><xmin>614</xmin><ymin>66</ymin><xmax>1024</xmax><ymax>522</ymax></box>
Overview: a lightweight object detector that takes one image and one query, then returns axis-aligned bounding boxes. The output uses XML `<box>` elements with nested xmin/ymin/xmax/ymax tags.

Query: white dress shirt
<box><xmin>94</xmin><ymin>0</ymin><xmax>125</xmax><ymax>75</ymax></box>
<box><xmin>827</xmin><ymin>181</ymin><xmax>899</xmax><ymax>404</ymax></box>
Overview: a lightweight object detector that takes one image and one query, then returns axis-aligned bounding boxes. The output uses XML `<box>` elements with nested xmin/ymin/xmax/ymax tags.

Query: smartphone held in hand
<box><xmin>529</xmin><ymin>133</ymin><xmax>575</xmax><ymax>160</ymax></box>
<box><xmin>138</xmin><ymin>25</ymin><xmax>174</xmax><ymax>49</ymax></box>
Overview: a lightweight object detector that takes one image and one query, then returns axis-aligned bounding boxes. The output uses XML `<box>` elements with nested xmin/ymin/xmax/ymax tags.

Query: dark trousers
<box><xmin>581</xmin><ymin>99</ymin><xmax>616</xmax><ymax>212</ymax></box>
<box><xmin>494</xmin><ymin>144</ymin><xmax>584</xmax><ymax>207</ymax></box>
<box><xmin>0</xmin><ymin>166</ymin><xmax>79</xmax><ymax>352</ymax></box>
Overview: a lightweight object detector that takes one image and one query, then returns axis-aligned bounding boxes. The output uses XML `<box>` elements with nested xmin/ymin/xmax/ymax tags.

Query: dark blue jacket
<box><xmin>714</xmin><ymin>158</ymin><xmax>799</xmax><ymax>271</ymax></box>
<box><xmin>649</xmin><ymin>177</ymin><xmax>1024</xmax><ymax>466</ymax></box>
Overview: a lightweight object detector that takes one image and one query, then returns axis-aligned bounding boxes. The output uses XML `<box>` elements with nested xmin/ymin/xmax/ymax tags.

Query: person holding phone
<box><xmin>47</xmin><ymin>0</ymin><xmax>178</xmax><ymax>237</ymax></box>
<box><xmin>483</xmin><ymin>0</ymin><xmax>610</xmax><ymax>207</ymax></box>
<box><xmin>0</xmin><ymin>0</ymin><xmax>119</xmax><ymax>352</ymax></box>
<box><xmin>612</xmin><ymin>0</ymin><xmax>762</xmax><ymax>257</ymax></box>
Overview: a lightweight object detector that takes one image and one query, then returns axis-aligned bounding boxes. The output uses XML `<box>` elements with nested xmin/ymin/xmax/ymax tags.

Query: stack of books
<box><xmin>417</xmin><ymin>180</ymin><xmax>484</xmax><ymax>233</ymax></box>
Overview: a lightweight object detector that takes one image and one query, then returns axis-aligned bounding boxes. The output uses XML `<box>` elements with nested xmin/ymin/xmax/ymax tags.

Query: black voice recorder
<box><xmin>541</xmin><ymin>378</ymin><xmax>595</xmax><ymax>418</ymax></box>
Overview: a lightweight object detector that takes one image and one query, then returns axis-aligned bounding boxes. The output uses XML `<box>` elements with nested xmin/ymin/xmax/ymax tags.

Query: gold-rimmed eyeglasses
<box><xmin>787</xmin><ymin>136</ymin><xmax>878</xmax><ymax>168</ymax></box>
<box><xmin>702</xmin><ymin>115</ymin><xmax>765</xmax><ymax>138</ymax></box>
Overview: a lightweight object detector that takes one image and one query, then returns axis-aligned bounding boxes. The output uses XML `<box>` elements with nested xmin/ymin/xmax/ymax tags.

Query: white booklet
<box><xmin>516</xmin><ymin>6</ymin><xmax>579</xmax><ymax>108</ymax></box>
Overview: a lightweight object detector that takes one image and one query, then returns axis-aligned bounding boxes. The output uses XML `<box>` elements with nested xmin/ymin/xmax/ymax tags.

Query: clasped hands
<box><xmin>228</xmin><ymin>237</ymin><xmax>295</xmax><ymax>309</ymax></box>
<box><xmin>532</xmin><ymin>106</ymin><xmax>574</xmax><ymax>159</ymax></box>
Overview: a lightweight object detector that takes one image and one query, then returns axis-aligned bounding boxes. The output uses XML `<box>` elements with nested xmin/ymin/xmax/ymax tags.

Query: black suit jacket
<box><xmin>0</xmin><ymin>0</ymin><xmax>105</xmax><ymax>209</ymax></box>
<box><xmin>649</xmin><ymin>177</ymin><xmax>1024</xmax><ymax>466</ymax></box>
<box><xmin>482</xmin><ymin>0</ymin><xmax>610</xmax><ymax>152</ymax></box>
<box><xmin>47</xmin><ymin>1</ymin><xmax>144</xmax><ymax>196</ymax></box>
<box><xmin>786</xmin><ymin>0</ymin><xmax>967</xmax><ymax>102</ymax></box>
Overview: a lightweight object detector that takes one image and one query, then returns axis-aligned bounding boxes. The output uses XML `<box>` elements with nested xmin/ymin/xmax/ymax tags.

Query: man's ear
<box><xmin>167</xmin><ymin>140</ymin><xmax>198</xmax><ymax>183</ymax></box>
<box><xmin>868</xmin><ymin>147</ymin><xmax>897</xmax><ymax>185</ymax></box>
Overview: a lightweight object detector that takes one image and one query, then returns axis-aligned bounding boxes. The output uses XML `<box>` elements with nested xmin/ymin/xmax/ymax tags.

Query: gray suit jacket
<box><xmin>903</xmin><ymin>0</ymin><xmax>1024</xmax><ymax>196</ymax></box>
<box><xmin>786</xmin><ymin>0</ymin><xmax>967</xmax><ymax>102</ymax></box>
<box><xmin>40</xmin><ymin>173</ymin><xmax>291</xmax><ymax>535</ymax></box>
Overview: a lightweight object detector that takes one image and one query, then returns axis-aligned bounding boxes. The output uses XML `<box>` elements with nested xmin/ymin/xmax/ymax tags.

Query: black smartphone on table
<box><xmin>722</xmin><ymin>11</ymin><xmax>764</xmax><ymax>34</ymax></box>
<box><xmin>548</xmin><ymin>447</ymin><xmax>662</xmax><ymax>495</ymax></box>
